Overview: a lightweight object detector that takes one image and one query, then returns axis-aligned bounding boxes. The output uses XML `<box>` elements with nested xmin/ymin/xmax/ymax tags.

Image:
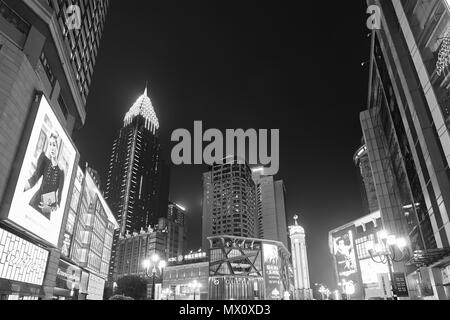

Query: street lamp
<box><xmin>189</xmin><ymin>280</ymin><xmax>202</xmax><ymax>300</ymax></box>
<box><xmin>367</xmin><ymin>230</ymin><xmax>410</xmax><ymax>300</ymax></box>
<box><xmin>143</xmin><ymin>253</ymin><xmax>167</xmax><ymax>300</ymax></box>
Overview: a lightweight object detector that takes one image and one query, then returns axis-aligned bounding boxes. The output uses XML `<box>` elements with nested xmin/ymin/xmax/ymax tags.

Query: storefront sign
<box><xmin>393</xmin><ymin>272</ymin><xmax>409</xmax><ymax>297</ymax></box>
<box><xmin>0</xmin><ymin>228</ymin><xmax>49</xmax><ymax>286</ymax></box>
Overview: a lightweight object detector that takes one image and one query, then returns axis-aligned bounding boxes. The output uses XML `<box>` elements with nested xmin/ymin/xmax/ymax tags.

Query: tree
<box><xmin>115</xmin><ymin>275</ymin><xmax>148</xmax><ymax>300</ymax></box>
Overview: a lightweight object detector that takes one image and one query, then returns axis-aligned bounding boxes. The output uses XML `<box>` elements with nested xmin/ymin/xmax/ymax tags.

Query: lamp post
<box><xmin>143</xmin><ymin>254</ymin><xmax>167</xmax><ymax>300</ymax></box>
<box><xmin>367</xmin><ymin>230</ymin><xmax>410</xmax><ymax>300</ymax></box>
<box><xmin>189</xmin><ymin>280</ymin><xmax>202</xmax><ymax>300</ymax></box>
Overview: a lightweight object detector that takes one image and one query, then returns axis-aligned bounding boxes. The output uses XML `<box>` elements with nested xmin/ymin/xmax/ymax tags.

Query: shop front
<box><xmin>0</xmin><ymin>227</ymin><xmax>49</xmax><ymax>300</ymax></box>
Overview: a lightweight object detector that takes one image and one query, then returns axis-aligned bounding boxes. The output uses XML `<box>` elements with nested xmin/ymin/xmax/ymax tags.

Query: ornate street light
<box><xmin>143</xmin><ymin>253</ymin><xmax>167</xmax><ymax>300</ymax></box>
<box><xmin>367</xmin><ymin>230</ymin><xmax>410</xmax><ymax>300</ymax></box>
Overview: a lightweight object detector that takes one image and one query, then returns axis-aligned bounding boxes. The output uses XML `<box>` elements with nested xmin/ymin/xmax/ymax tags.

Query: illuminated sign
<box><xmin>442</xmin><ymin>265</ymin><xmax>450</xmax><ymax>285</ymax></box>
<box><xmin>262</xmin><ymin>243</ymin><xmax>282</xmax><ymax>300</ymax></box>
<box><xmin>0</xmin><ymin>228</ymin><xmax>49</xmax><ymax>285</ymax></box>
<box><xmin>87</xmin><ymin>273</ymin><xmax>105</xmax><ymax>300</ymax></box>
<box><xmin>56</xmin><ymin>260</ymin><xmax>81</xmax><ymax>291</ymax></box>
<box><xmin>168</xmin><ymin>252</ymin><xmax>207</xmax><ymax>263</ymax></box>
<box><xmin>332</xmin><ymin>227</ymin><xmax>364</xmax><ymax>300</ymax></box>
<box><xmin>4</xmin><ymin>94</ymin><xmax>77</xmax><ymax>246</ymax></box>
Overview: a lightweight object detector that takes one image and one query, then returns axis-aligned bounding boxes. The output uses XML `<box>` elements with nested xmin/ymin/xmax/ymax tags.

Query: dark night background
<box><xmin>74</xmin><ymin>0</ymin><xmax>371</xmax><ymax>289</ymax></box>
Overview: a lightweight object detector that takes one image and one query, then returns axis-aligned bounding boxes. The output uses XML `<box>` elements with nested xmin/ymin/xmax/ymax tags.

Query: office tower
<box><xmin>158</xmin><ymin>216</ymin><xmax>185</xmax><ymax>259</ymax></box>
<box><xmin>362</xmin><ymin>0</ymin><xmax>450</xmax><ymax>300</ymax></box>
<box><xmin>0</xmin><ymin>0</ymin><xmax>109</xmax><ymax>299</ymax></box>
<box><xmin>201</xmin><ymin>158</ymin><xmax>258</xmax><ymax>251</ymax></box>
<box><xmin>252</xmin><ymin>167</ymin><xmax>289</xmax><ymax>248</ymax></box>
<box><xmin>168</xmin><ymin>202</ymin><xmax>186</xmax><ymax>227</ymax></box>
<box><xmin>354</xmin><ymin>144</ymin><xmax>379</xmax><ymax>214</ymax></box>
<box><xmin>105</xmin><ymin>86</ymin><xmax>170</xmax><ymax>282</ymax></box>
<box><xmin>289</xmin><ymin>216</ymin><xmax>312</xmax><ymax>300</ymax></box>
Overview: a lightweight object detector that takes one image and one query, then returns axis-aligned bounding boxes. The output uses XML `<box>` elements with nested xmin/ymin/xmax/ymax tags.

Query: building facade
<box><xmin>0</xmin><ymin>0</ymin><xmax>108</xmax><ymax>299</ymax></box>
<box><xmin>329</xmin><ymin>212</ymin><xmax>391</xmax><ymax>300</ymax></box>
<box><xmin>207</xmin><ymin>235</ymin><xmax>294</xmax><ymax>300</ymax></box>
<box><xmin>201</xmin><ymin>159</ymin><xmax>258</xmax><ymax>251</ymax></box>
<box><xmin>354</xmin><ymin>144</ymin><xmax>379</xmax><ymax>215</ymax></box>
<box><xmin>252</xmin><ymin>167</ymin><xmax>289</xmax><ymax>248</ymax></box>
<box><xmin>362</xmin><ymin>0</ymin><xmax>450</xmax><ymax>300</ymax></box>
<box><xmin>55</xmin><ymin>166</ymin><xmax>118</xmax><ymax>300</ymax></box>
<box><xmin>105</xmin><ymin>87</ymin><xmax>170</xmax><ymax>282</ymax></box>
<box><xmin>288</xmin><ymin>216</ymin><xmax>312</xmax><ymax>300</ymax></box>
<box><xmin>162</xmin><ymin>252</ymin><xmax>209</xmax><ymax>300</ymax></box>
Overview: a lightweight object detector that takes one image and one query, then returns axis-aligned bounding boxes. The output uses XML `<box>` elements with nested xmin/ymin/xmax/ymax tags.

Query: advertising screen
<box><xmin>0</xmin><ymin>228</ymin><xmax>49</xmax><ymax>286</ymax></box>
<box><xmin>332</xmin><ymin>227</ymin><xmax>364</xmax><ymax>299</ymax></box>
<box><xmin>56</xmin><ymin>260</ymin><xmax>81</xmax><ymax>292</ymax></box>
<box><xmin>5</xmin><ymin>94</ymin><xmax>77</xmax><ymax>247</ymax></box>
<box><xmin>87</xmin><ymin>273</ymin><xmax>105</xmax><ymax>300</ymax></box>
<box><xmin>262</xmin><ymin>243</ymin><xmax>282</xmax><ymax>300</ymax></box>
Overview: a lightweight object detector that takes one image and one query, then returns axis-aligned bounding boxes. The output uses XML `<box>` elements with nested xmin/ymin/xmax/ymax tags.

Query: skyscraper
<box><xmin>289</xmin><ymin>216</ymin><xmax>312</xmax><ymax>300</ymax></box>
<box><xmin>201</xmin><ymin>158</ymin><xmax>258</xmax><ymax>251</ymax></box>
<box><xmin>362</xmin><ymin>0</ymin><xmax>450</xmax><ymax>300</ymax></box>
<box><xmin>0</xmin><ymin>0</ymin><xmax>109</xmax><ymax>299</ymax></box>
<box><xmin>105</xmin><ymin>86</ymin><xmax>170</xmax><ymax>282</ymax></box>
<box><xmin>252</xmin><ymin>167</ymin><xmax>289</xmax><ymax>248</ymax></box>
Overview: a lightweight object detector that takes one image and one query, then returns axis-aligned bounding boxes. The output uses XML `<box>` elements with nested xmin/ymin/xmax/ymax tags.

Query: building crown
<box><xmin>124</xmin><ymin>84</ymin><xmax>159</xmax><ymax>131</ymax></box>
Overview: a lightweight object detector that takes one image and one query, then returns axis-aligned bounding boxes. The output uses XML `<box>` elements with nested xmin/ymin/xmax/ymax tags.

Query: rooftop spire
<box><xmin>123</xmin><ymin>82</ymin><xmax>159</xmax><ymax>131</ymax></box>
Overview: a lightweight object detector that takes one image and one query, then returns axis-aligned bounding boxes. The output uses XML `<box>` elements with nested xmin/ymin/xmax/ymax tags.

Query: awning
<box><xmin>406</xmin><ymin>248</ymin><xmax>450</xmax><ymax>268</ymax></box>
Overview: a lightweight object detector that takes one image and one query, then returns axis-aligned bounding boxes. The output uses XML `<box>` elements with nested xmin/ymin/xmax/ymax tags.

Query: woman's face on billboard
<box><xmin>48</xmin><ymin>136</ymin><xmax>58</xmax><ymax>160</ymax></box>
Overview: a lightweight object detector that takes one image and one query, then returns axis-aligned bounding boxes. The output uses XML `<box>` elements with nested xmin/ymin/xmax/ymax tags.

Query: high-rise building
<box><xmin>362</xmin><ymin>0</ymin><xmax>450</xmax><ymax>300</ymax></box>
<box><xmin>201</xmin><ymin>158</ymin><xmax>258</xmax><ymax>251</ymax></box>
<box><xmin>168</xmin><ymin>202</ymin><xmax>186</xmax><ymax>228</ymax></box>
<box><xmin>288</xmin><ymin>216</ymin><xmax>312</xmax><ymax>300</ymax></box>
<box><xmin>105</xmin><ymin>86</ymin><xmax>170</xmax><ymax>282</ymax></box>
<box><xmin>0</xmin><ymin>0</ymin><xmax>109</xmax><ymax>299</ymax></box>
<box><xmin>354</xmin><ymin>144</ymin><xmax>379</xmax><ymax>214</ymax></box>
<box><xmin>252</xmin><ymin>167</ymin><xmax>289</xmax><ymax>248</ymax></box>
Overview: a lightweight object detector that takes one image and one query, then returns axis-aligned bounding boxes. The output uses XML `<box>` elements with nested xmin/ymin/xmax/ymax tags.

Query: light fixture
<box><xmin>151</xmin><ymin>253</ymin><xmax>160</xmax><ymax>263</ymax></box>
<box><xmin>378</xmin><ymin>230</ymin><xmax>388</xmax><ymax>240</ymax></box>
<box><xmin>396</xmin><ymin>238</ymin><xmax>407</xmax><ymax>249</ymax></box>
<box><xmin>387</xmin><ymin>235</ymin><xmax>397</xmax><ymax>246</ymax></box>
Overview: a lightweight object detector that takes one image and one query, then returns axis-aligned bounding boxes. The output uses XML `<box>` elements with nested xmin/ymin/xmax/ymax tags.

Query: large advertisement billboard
<box><xmin>332</xmin><ymin>227</ymin><xmax>364</xmax><ymax>299</ymax></box>
<box><xmin>0</xmin><ymin>228</ymin><xmax>49</xmax><ymax>286</ymax></box>
<box><xmin>4</xmin><ymin>94</ymin><xmax>77</xmax><ymax>247</ymax></box>
<box><xmin>262</xmin><ymin>243</ymin><xmax>282</xmax><ymax>300</ymax></box>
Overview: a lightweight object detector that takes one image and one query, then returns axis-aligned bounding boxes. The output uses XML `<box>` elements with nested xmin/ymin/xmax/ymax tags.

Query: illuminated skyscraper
<box><xmin>252</xmin><ymin>167</ymin><xmax>289</xmax><ymax>248</ymax></box>
<box><xmin>289</xmin><ymin>215</ymin><xmax>312</xmax><ymax>300</ymax></box>
<box><xmin>105</xmin><ymin>86</ymin><xmax>170</xmax><ymax>282</ymax></box>
<box><xmin>354</xmin><ymin>144</ymin><xmax>379</xmax><ymax>214</ymax></box>
<box><xmin>201</xmin><ymin>157</ymin><xmax>258</xmax><ymax>250</ymax></box>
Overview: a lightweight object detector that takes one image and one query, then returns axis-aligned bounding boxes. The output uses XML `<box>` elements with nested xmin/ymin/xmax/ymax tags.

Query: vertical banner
<box><xmin>332</xmin><ymin>227</ymin><xmax>364</xmax><ymax>299</ymax></box>
<box><xmin>262</xmin><ymin>243</ymin><xmax>282</xmax><ymax>300</ymax></box>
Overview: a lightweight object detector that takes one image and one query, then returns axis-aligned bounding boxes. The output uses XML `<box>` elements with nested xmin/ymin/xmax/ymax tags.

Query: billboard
<box><xmin>56</xmin><ymin>260</ymin><xmax>81</xmax><ymax>293</ymax></box>
<box><xmin>0</xmin><ymin>228</ymin><xmax>49</xmax><ymax>286</ymax></box>
<box><xmin>262</xmin><ymin>243</ymin><xmax>282</xmax><ymax>300</ymax></box>
<box><xmin>4</xmin><ymin>94</ymin><xmax>77</xmax><ymax>247</ymax></box>
<box><xmin>332</xmin><ymin>228</ymin><xmax>364</xmax><ymax>299</ymax></box>
<box><xmin>87</xmin><ymin>273</ymin><xmax>105</xmax><ymax>300</ymax></box>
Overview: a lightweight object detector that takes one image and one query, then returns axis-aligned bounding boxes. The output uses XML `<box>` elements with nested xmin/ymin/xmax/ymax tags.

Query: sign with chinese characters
<box><xmin>168</xmin><ymin>251</ymin><xmax>207</xmax><ymax>263</ymax></box>
<box><xmin>56</xmin><ymin>260</ymin><xmax>81</xmax><ymax>291</ymax></box>
<box><xmin>393</xmin><ymin>272</ymin><xmax>409</xmax><ymax>297</ymax></box>
<box><xmin>262</xmin><ymin>243</ymin><xmax>282</xmax><ymax>300</ymax></box>
<box><xmin>87</xmin><ymin>273</ymin><xmax>105</xmax><ymax>300</ymax></box>
<box><xmin>0</xmin><ymin>228</ymin><xmax>49</xmax><ymax>286</ymax></box>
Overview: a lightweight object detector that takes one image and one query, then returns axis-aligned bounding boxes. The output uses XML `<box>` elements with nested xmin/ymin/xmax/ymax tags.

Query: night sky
<box><xmin>74</xmin><ymin>0</ymin><xmax>371</xmax><ymax>289</ymax></box>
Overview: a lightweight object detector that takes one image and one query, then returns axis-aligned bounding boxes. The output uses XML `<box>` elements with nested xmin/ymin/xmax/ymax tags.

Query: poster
<box><xmin>5</xmin><ymin>94</ymin><xmax>77</xmax><ymax>247</ymax></box>
<box><xmin>262</xmin><ymin>243</ymin><xmax>282</xmax><ymax>300</ymax></box>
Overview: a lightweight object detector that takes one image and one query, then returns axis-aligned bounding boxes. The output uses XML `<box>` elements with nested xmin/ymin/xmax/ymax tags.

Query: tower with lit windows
<box><xmin>105</xmin><ymin>85</ymin><xmax>170</xmax><ymax>282</ymax></box>
<box><xmin>289</xmin><ymin>215</ymin><xmax>312</xmax><ymax>300</ymax></box>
